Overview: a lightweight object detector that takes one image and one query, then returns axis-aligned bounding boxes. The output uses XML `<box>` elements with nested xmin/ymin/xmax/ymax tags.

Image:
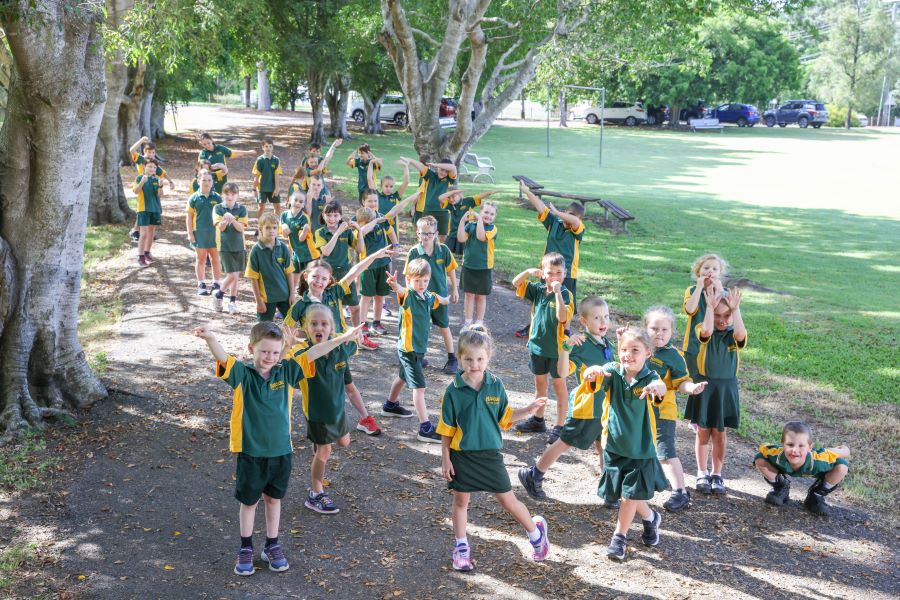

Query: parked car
<box><xmin>440</xmin><ymin>97</ymin><xmax>457</xmax><ymax>118</ymax></box>
<box><xmin>349</xmin><ymin>95</ymin><xmax>408</xmax><ymax>126</ymax></box>
<box><xmin>645</xmin><ymin>104</ymin><xmax>669</xmax><ymax>125</ymax></box>
<box><xmin>581</xmin><ymin>101</ymin><xmax>647</xmax><ymax>126</ymax></box>
<box><xmin>707</xmin><ymin>103</ymin><xmax>760</xmax><ymax>127</ymax></box>
<box><xmin>679</xmin><ymin>102</ymin><xmax>706</xmax><ymax>122</ymax></box>
<box><xmin>763</xmin><ymin>100</ymin><xmax>828</xmax><ymax>129</ymax></box>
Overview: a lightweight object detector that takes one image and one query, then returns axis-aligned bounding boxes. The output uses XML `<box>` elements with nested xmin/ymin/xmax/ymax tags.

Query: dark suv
<box><xmin>763</xmin><ymin>100</ymin><xmax>828</xmax><ymax>129</ymax></box>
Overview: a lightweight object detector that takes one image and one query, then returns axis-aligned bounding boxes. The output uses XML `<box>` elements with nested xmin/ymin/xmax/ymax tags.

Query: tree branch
<box><xmin>410</xmin><ymin>26</ymin><xmax>439</xmax><ymax>47</ymax></box>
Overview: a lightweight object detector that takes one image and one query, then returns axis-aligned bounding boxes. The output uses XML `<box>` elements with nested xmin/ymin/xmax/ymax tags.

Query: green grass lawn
<box><xmin>330</xmin><ymin>124</ymin><xmax>899</xmax><ymax>410</ymax></box>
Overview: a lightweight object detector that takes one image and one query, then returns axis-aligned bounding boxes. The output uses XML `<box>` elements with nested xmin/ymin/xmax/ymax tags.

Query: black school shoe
<box><xmin>695</xmin><ymin>474</ymin><xmax>712</xmax><ymax>494</ymax></box>
<box><xmin>804</xmin><ymin>478</ymin><xmax>836</xmax><ymax>516</ymax></box>
<box><xmin>710</xmin><ymin>474</ymin><xmax>727</xmax><ymax>495</ymax></box>
<box><xmin>545</xmin><ymin>425</ymin><xmax>562</xmax><ymax>445</ymax></box>
<box><xmin>664</xmin><ymin>489</ymin><xmax>691</xmax><ymax>512</ymax></box>
<box><xmin>517</xmin><ymin>467</ymin><xmax>547</xmax><ymax>501</ymax></box>
<box><xmin>641</xmin><ymin>510</ymin><xmax>662</xmax><ymax>547</ymax></box>
<box><xmin>515</xmin><ymin>415</ymin><xmax>547</xmax><ymax>433</ymax></box>
<box><xmin>765</xmin><ymin>474</ymin><xmax>791</xmax><ymax>506</ymax></box>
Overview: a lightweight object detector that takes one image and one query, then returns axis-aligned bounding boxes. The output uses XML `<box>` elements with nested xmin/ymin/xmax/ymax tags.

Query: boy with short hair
<box><xmin>132</xmin><ymin>158</ymin><xmax>164</xmax><ymax>268</ymax></box>
<box><xmin>381</xmin><ymin>259</ymin><xmax>450</xmax><ymax>442</ymax></box>
<box><xmin>517</xmin><ymin>182</ymin><xmax>585</xmax><ymax>338</ymax></box>
<box><xmin>290</xmin><ymin>138</ymin><xmax>341</xmax><ymax>196</ymax></box>
<box><xmin>403</xmin><ymin>156</ymin><xmax>458</xmax><ymax>242</ymax></box>
<box><xmin>214</xmin><ymin>182</ymin><xmax>250</xmax><ymax>313</ymax></box>
<box><xmin>198</xmin><ymin>131</ymin><xmax>256</xmax><ymax>189</ymax></box>
<box><xmin>439</xmin><ymin>186</ymin><xmax>499</xmax><ymax>257</ymax></box>
<box><xmin>406</xmin><ymin>215</ymin><xmax>460</xmax><ymax>374</ymax></box>
<box><xmin>252</xmin><ymin>138</ymin><xmax>283</xmax><ymax>220</ymax></box>
<box><xmin>368</xmin><ymin>158</ymin><xmax>410</xmax><ymax>239</ymax></box>
<box><xmin>511</xmin><ymin>253</ymin><xmax>574</xmax><ymax>445</ymax></box>
<box><xmin>128</xmin><ymin>136</ymin><xmax>174</xmax><ymax>242</ymax></box>
<box><xmin>346</xmin><ymin>143</ymin><xmax>383</xmax><ymax>202</ymax></box>
<box><xmin>193</xmin><ymin>320</ymin><xmax>358</xmax><ymax>576</ymax></box>
<box><xmin>245</xmin><ymin>212</ymin><xmax>294</xmax><ymax>321</ymax></box>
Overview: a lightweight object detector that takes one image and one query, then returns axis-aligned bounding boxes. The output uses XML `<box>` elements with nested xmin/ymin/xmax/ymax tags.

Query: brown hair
<box><xmin>258</xmin><ymin>212</ymin><xmax>279</xmax><ymax>228</ymax></box>
<box><xmin>298</xmin><ymin>259</ymin><xmax>336</xmax><ymax>296</ymax></box>
<box><xmin>406</xmin><ymin>258</ymin><xmax>432</xmax><ymax>279</ymax></box>
<box><xmin>458</xmin><ymin>324</ymin><xmax>494</xmax><ymax>358</ymax></box>
<box><xmin>541</xmin><ymin>252</ymin><xmax>566</xmax><ymax>270</ymax></box>
<box><xmin>249</xmin><ymin>322</ymin><xmax>283</xmax><ymax>345</ymax></box>
<box><xmin>566</xmin><ymin>202</ymin><xmax>585</xmax><ymax>218</ymax></box>
<box><xmin>618</xmin><ymin>325</ymin><xmax>653</xmax><ymax>353</ymax></box>
<box><xmin>222</xmin><ymin>182</ymin><xmax>239</xmax><ymax>195</ymax></box>
<box><xmin>781</xmin><ymin>421</ymin><xmax>812</xmax><ymax>443</ymax></box>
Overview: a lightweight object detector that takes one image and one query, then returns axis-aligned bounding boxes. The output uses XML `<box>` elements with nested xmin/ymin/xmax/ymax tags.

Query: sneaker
<box><xmin>515</xmin><ymin>325</ymin><xmax>530</xmax><ymax>339</ymax></box>
<box><xmin>417</xmin><ymin>423</ymin><xmax>442</xmax><ymax>444</ymax></box>
<box><xmin>452</xmin><ymin>543</ymin><xmax>473</xmax><ymax>572</ymax></box>
<box><xmin>261</xmin><ymin>543</ymin><xmax>289</xmax><ymax>572</ymax></box>
<box><xmin>372</xmin><ymin>323</ymin><xmax>388</xmax><ymax>336</ymax></box>
<box><xmin>710</xmin><ymin>474</ymin><xmax>727</xmax><ymax>495</ymax></box>
<box><xmin>514</xmin><ymin>415</ymin><xmax>547</xmax><ymax>433</ymax></box>
<box><xmin>213</xmin><ymin>294</ymin><xmax>224</xmax><ymax>312</ymax></box>
<box><xmin>305</xmin><ymin>491</ymin><xmax>340</xmax><ymax>514</ymax></box>
<box><xmin>601</xmin><ymin>498</ymin><xmax>620</xmax><ymax>510</ymax></box>
<box><xmin>144</xmin><ymin>252</ymin><xmax>154</xmax><ymax>264</ymax></box>
<box><xmin>197</xmin><ymin>282</ymin><xmax>210</xmax><ymax>296</ymax></box>
<box><xmin>359</xmin><ymin>334</ymin><xmax>379</xmax><ymax>350</ymax></box>
<box><xmin>517</xmin><ymin>467</ymin><xmax>547</xmax><ymax>501</ymax></box>
<box><xmin>380</xmin><ymin>402</ymin><xmax>414</xmax><ymax>418</ymax></box>
<box><xmin>234</xmin><ymin>547</ymin><xmax>255</xmax><ymax>576</ymax></box>
<box><xmin>441</xmin><ymin>355</ymin><xmax>459</xmax><ymax>375</ymax></box>
<box><xmin>695</xmin><ymin>474</ymin><xmax>712</xmax><ymax>495</ymax></box>
<box><xmin>361</xmin><ymin>323</ymin><xmax>372</xmax><ymax>336</ymax></box>
<box><xmin>663</xmin><ymin>489</ymin><xmax>691</xmax><ymax>512</ymax></box>
<box><xmin>137</xmin><ymin>255</ymin><xmax>148</xmax><ymax>268</ymax></box>
<box><xmin>545</xmin><ymin>425</ymin><xmax>562</xmax><ymax>445</ymax></box>
<box><xmin>356</xmin><ymin>416</ymin><xmax>382</xmax><ymax>436</ymax></box>
<box><xmin>764</xmin><ymin>474</ymin><xmax>791</xmax><ymax>507</ymax></box>
<box><xmin>606</xmin><ymin>533</ymin><xmax>627</xmax><ymax>561</ymax></box>
<box><xmin>129</xmin><ymin>229</ymin><xmax>140</xmax><ymax>242</ymax></box>
<box><xmin>530</xmin><ymin>516</ymin><xmax>550</xmax><ymax>561</ymax></box>
<box><xmin>641</xmin><ymin>510</ymin><xmax>661</xmax><ymax>546</ymax></box>
<box><xmin>226</xmin><ymin>300</ymin><xmax>238</xmax><ymax>314</ymax></box>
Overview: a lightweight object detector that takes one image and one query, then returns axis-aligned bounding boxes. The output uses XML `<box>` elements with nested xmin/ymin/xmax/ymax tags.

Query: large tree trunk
<box><xmin>325</xmin><ymin>75</ymin><xmax>350</xmax><ymax>139</ymax></box>
<box><xmin>118</xmin><ymin>62</ymin><xmax>146</xmax><ymax>165</ymax></box>
<box><xmin>139</xmin><ymin>74</ymin><xmax>155</xmax><ymax>138</ymax></box>
<box><xmin>668</xmin><ymin>102</ymin><xmax>683</xmax><ymax>128</ymax></box>
<box><xmin>257</xmin><ymin>61</ymin><xmax>271</xmax><ymax>111</ymax></box>
<box><xmin>558</xmin><ymin>90</ymin><xmax>568</xmax><ymax>127</ymax></box>
<box><xmin>363</xmin><ymin>93</ymin><xmax>386</xmax><ymax>134</ymax></box>
<box><xmin>0</xmin><ymin>0</ymin><xmax>108</xmax><ymax>442</ymax></box>
<box><xmin>307</xmin><ymin>68</ymin><xmax>328</xmax><ymax>145</ymax></box>
<box><xmin>150</xmin><ymin>100</ymin><xmax>166</xmax><ymax>139</ymax></box>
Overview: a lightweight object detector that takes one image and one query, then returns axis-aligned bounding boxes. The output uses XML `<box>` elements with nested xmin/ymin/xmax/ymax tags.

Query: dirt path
<box><xmin>4</xmin><ymin>109</ymin><xmax>898</xmax><ymax>599</ymax></box>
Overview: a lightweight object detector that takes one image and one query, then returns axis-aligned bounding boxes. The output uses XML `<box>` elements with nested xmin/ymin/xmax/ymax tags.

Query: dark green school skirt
<box><xmin>448</xmin><ymin>449</ymin><xmax>511</xmax><ymax>493</ymax></box>
<box><xmin>684</xmin><ymin>377</ymin><xmax>740</xmax><ymax>431</ymax></box>
<box><xmin>306</xmin><ymin>412</ymin><xmax>351</xmax><ymax>445</ymax></box>
<box><xmin>597</xmin><ymin>450</ymin><xmax>669</xmax><ymax>502</ymax></box>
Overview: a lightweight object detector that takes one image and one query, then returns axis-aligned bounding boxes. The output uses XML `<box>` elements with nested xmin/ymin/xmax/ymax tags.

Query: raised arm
<box><xmin>551</xmin><ymin>281</ymin><xmax>569</xmax><ymax>324</ymax></box>
<box><xmin>512</xmin><ymin>267</ymin><xmax>541</xmax><ymax>289</ymax></box>
<box><xmin>305</xmin><ymin>324</ymin><xmax>364</xmax><ymax>362</ymax></box>
<box><xmin>400</xmin><ymin>156</ymin><xmax>425</xmax><ymax>173</ymax></box>
<box><xmin>129</xmin><ymin>136</ymin><xmax>149</xmax><ymax>157</ymax></box>
<box><xmin>549</xmin><ymin>202</ymin><xmax>583</xmax><ymax>230</ymax></box>
<box><xmin>728</xmin><ymin>287</ymin><xmax>747</xmax><ymax>343</ymax></box>
<box><xmin>131</xmin><ymin>173</ymin><xmax>149</xmax><ymax>194</ymax></box>
<box><xmin>384</xmin><ymin>190</ymin><xmax>421</xmax><ymax>222</ymax></box>
<box><xmin>366</xmin><ymin>160</ymin><xmax>377</xmax><ymax>189</ymax></box>
<box><xmin>319</xmin><ymin>138</ymin><xmax>342</xmax><ymax>170</ymax></box>
<box><xmin>475</xmin><ymin>212</ymin><xmax>487</xmax><ymax>242</ymax></box>
<box><xmin>428</xmin><ymin>161</ymin><xmax>457</xmax><ymax>178</ymax></box>
<box><xmin>345</xmin><ymin>151</ymin><xmax>358</xmax><ymax>168</ymax></box>
<box><xmin>341</xmin><ymin>246</ymin><xmax>394</xmax><ymax>285</ymax></box>
<box><xmin>192</xmin><ymin>327</ymin><xmax>229</xmax><ymax>364</ymax></box>
<box><xmin>699</xmin><ymin>287</ymin><xmax>720</xmax><ymax>338</ymax></box>
<box><xmin>319</xmin><ymin>223</ymin><xmax>347</xmax><ymax>257</ymax></box>
<box><xmin>397</xmin><ymin>160</ymin><xmax>410</xmax><ymax>195</ymax></box>
<box><xmin>456</xmin><ymin>214</ymin><xmax>470</xmax><ymax>243</ymax></box>
<box><xmin>520</xmin><ymin>182</ymin><xmax>546</xmax><ymax>213</ymax></box>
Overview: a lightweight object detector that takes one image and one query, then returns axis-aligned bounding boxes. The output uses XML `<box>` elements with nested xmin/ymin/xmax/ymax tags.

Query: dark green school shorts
<box><xmin>529</xmin><ymin>352</ymin><xmax>561</xmax><ymax>379</ymax></box>
<box><xmin>425</xmin><ymin>210</ymin><xmax>451</xmax><ymax>236</ymax></box>
<box><xmin>597</xmin><ymin>450</ymin><xmax>670</xmax><ymax>502</ymax></box>
<box><xmin>448</xmin><ymin>449</ymin><xmax>511</xmax><ymax>493</ymax></box>
<box><xmin>234</xmin><ymin>452</ymin><xmax>292</xmax><ymax>506</ymax></box>
<box><xmin>361</xmin><ymin>265</ymin><xmax>390</xmax><ymax>297</ymax></box>
<box><xmin>564</xmin><ymin>277</ymin><xmax>577</xmax><ymax>305</ymax></box>
<box><xmin>652</xmin><ymin>407</ymin><xmax>677</xmax><ymax>460</ymax></box>
<box><xmin>461</xmin><ymin>267</ymin><xmax>492</xmax><ymax>295</ymax></box>
<box><xmin>291</xmin><ymin>255</ymin><xmax>310</xmax><ymax>274</ymax></box>
<box><xmin>430</xmin><ymin>303</ymin><xmax>450</xmax><ymax>329</ymax></box>
<box><xmin>398</xmin><ymin>350</ymin><xmax>427</xmax><ymax>389</ymax></box>
<box><xmin>412</xmin><ymin>211</ymin><xmax>423</xmax><ymax>226</ymax></box>
<box><xmin>257</xmin><ymin>300</ymin><xmax>291</xmax><ymax>322</ymax></box>
<box><xmin>193</xmin><ymin>229</ymin><xmax>217</xmax><ymax>249</ymax></box>
<box><xmin>445</xmin><ymin>236</ymin><xmax>463</xmax><ymax>256</ymax></box>
<box><xmin>306</xmin><ymin>412</ymin><xmax>351</xmax><ymax>445</ymax></box>
<box><xmin>334</xmin><ymin>269</ymin><xmax>361</xmax><ymax>307</ymax></box>
<box><xmin>220</xmin><ymin>250</ymin><xmax>246</xmax><ymax>274</ymax></box>
<box><xmin>559</xmin><ymin>416</ymin><xmax>603</xmax><ymax>450</ymax></box>
<box><xmin>344</xmin><ymin>364</ymin><xmax>353</xmax><ymax>385</ymax></box>
<box><xmin>258</xmin><ymin>191</ymin><xmax>280</xmax><ymax>204</ymax></box>
<box><xmin>137</xmin><ymin>211</ymin><xmax>161</xmax><ymax>226</ymax></box>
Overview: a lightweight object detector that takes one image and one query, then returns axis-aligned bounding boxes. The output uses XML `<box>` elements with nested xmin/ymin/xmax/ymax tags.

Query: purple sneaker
<box><xmin>530</xmin><ymin>515</ymin><xmax>550</xmax><ymax>561</ymax></box>
<box><xmin>234</xmin><ymin>546</ymin><xmax>255</xmax><ymax>576</ymax></box>
<box><xmin>261</xmin><ymin>543</ymin><xmax>289</xmax><ymax>572</ymax></box>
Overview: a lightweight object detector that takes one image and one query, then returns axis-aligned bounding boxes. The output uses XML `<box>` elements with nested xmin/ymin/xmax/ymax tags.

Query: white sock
<box><xmin>455</xmin><ymin>537</ymin><xmax>468</xmax><ymax>547</ymax></box>
<box><xmin>642</xmin><ymin>512</ymin><xmax>655</xmax><ymax>522</ymax></box>
<box><xmin>765</xmin><ymin>476</ymin><xmax>777</xmax><ymax>483</ymax></box>
<box><xmin>822</xmin><ymin>481</ymin><xmax>835</xmax><ymax>490</ymax></box>
<box><xmin>527</xmin><ymin>527</ymin><xmax>541</xmax><ymax>543</ymax></box>
<box><xmin>697</xmin><ymin>470</ymin><xmax>708</xmax><ymax>478</ymax></box>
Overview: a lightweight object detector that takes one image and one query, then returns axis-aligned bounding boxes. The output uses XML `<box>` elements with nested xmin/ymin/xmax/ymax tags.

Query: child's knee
<box><xmin>261</xmin><ymin>494</ymin><xmax>279</xmax><ymax>506</ymax></box>
<box><xmin>336</xmin><ymin>434</ymin><xmax>351</xmax><ymax>447</ymax></box>
<box><xmin>696</xmin><ymin>428</ymin><xmax>711</xmax><ymax>443</ymax></box>
<box><xmin>830</xmin><ymin>463</ymin><xmax>849</xmax><ymax>478</ymax></box>
<box><xmin>452</xmin><ymin>492</ymin><xmax>470</xmax><ymax>508</ymax></box>
<box><xmin>495</xmin><ymin>491</ymin><xmax>519</xmax><ymax>510</ymax></box>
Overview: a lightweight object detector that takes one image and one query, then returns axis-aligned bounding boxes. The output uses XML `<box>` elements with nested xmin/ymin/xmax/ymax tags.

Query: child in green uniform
<box><xmin>128</xmin><ymin>137</ymin><xmax>174</xmax><ymax>242</ymax></box>
<box><xmin>214</xmin><ymin>183</ymin><xmax>250</xmax><ymax>314</ymax></box>
<box><xmin>289</xmin><ymin>138</ymin><xmax>340</xmax><ymax>195</ymax></box>
<box><xmin>518</xmin><ymin>296</ymin><xmax>616</xmax><ymax>503</ymax></box>
<box><xmin>191</xmin><ymin>159</ymin><xmax>228</xmax><ymax>194</ymax></box>
<box><xmin>457</xmin><ymin>202</ymin><xmax>498</xmax><ymax>327</ymax></box>
<box><xmin>517</xmin><ymin>182</ymin><xmax>586</xmax><ymax>338</ymax></box>
<box><xmin>302</xmin><ymin>176</ymin><xmax>331</xmax><ymax>228</ymax></box>
<box><xmin>132</xmin><ymin>159</ymin><xmax>164</xmax><ymax>268</ymax></box>
<box><xmin>245</xmin><ymin>213</ymin><xmax>294</xmax><ymax>322</ymax></box>
<box><xmin>643</xmin><ymin>305</ymin><xmax>708</xmax><ymax>512</ymax></box>
<box><xmin>198</xmin><ymin>131</ymin><xmax>255</xmax><ymax>189</ymax></box>
<box><xmin>685</xmin><ymin>287</ymin><xmax>747</xmax><ymax>496</ymax></box>
<box><xmin>682</xmin><ymin>253</ymin><xmax>728</xmax><ymax>381</ymax></box>
<box><xmin>583</xmin><ymin>326</ymin><xmax>668</xmax><ymax>561</ymax></box>
<box><xmin>287</xmin><ymin>304</ymin><xmax>366</xmax><ymax>514</ymax></box>
<box><xmin>437</xmin><ymin>325</ymin><xmax>550</xmax><ymax>572</ymax></box>
<box><xmin>511</xmin><ymin>253</ymin><xmax>574</xmax><ymax>445</ymax></box>
<box><xmin>252</xmin><ymin>138</ymin><xmax>283</xmax><ymax>220</ymax></box>
<box><xmin>186</xmin><ymin>169</ymin><xmax>224</xmax><ymax>297</ymax></box>
<box><xmin>754</xmin><ymin>421</ymin><xmax>850</xmax><ymax>515</ymax></box>
<box><xmin>280</xmin><ymin>191</ymin><xmax>320</xmax><ymax>295</ymax></box>
<box><xmin>403</xmin><ymin>156</ymin><xmax>458</xmax><ymax>242</ymax></box>
<box><xmin>439</xmin><ymin>186</ymin><xmax>499</xmax><ymax>257</ymax></box>
<box><xmin>368</xmin><ymin>158</ymin><xmax>410</xmax><ymax>239</ymax></box>
<box><xmin>406</xmin><ymin>215</ymin><xmax>460</xmax><ymax>374</ymax></box>
<box><xmin>284</xmin><ymin>252</ymin><xmax>394</xmax><ymax>437</ymax></box>
<box><xmin>193</xmin><ymin>321</ymin><xmax>356</xmax><ymax>576</ymax></box>
<box><xmin>381</xmin><ymin>259</ymin><xmax>450</xmax><ymax>442</ymax></box>
<box><xmin>346</xmin><ymin>143</ymin><xmax>383</xmax><ymax>201</ymax></box>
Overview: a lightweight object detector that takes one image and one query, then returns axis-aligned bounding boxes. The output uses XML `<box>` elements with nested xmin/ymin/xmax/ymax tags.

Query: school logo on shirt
<box><xmin>650</xmin><ymin>357</ymin><xmax>665</xmax><ymax>366</ymax></box>
<box><xmin>549</xmin><ymin>301</ymin><xmax>556</xmax><ymax>308</ymax></box>
<box><xmin>485</xmin><ymin>395</ymin><xmax>500</xmax><ymax>405</ymax></box>
<box><xmin>270</xmin><ymin>381</ymin><xmax>285</xmax><ymax>391</ymax></box>
<box><xmin>436</xmin><ymin>259</ymin><xmax>444</xmax><ymax>265</ymax></box>
<box><xmin>727</xmin><ymin>343</ymin><xmax>739</xmax><ymax>352</ymax></box>
<box><xmin>277</xmin><ymin>257</ymin><xmax>285</xmax><ymax>263</ymax></box>
<box><xmin>334</xmin><ymin>361</ymin><xmax>347</xmax><ymax>371</ymax></box>
<box><xmin>632</xmin><ymin>387</ymin><xmax>645</xmax><ymax>398</ymax></box>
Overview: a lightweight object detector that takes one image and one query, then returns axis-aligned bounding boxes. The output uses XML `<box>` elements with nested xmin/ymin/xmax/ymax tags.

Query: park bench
<box><xmin>459</xmin><ymin>152</ymin><xmax>496</xmax><ymax>184</ymax></box>
<box><xmin>513</xmin><ymin>175</ymin><xmax>635</xmax><ymax>232</ymax></box>
<box><xmin>689</xmin><ymin>117</ymin><xmax>724</xmax><ymax>133</ymax></box>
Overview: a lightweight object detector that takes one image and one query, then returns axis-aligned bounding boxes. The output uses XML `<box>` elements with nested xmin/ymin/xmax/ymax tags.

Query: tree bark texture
<box><xmin>257</xmin><ymin>61</ymin><xmax>271</xmax><ymax>111</ymax></box>
<box><xmin>363</xmin><ymin>93</ymin><xmax>386</xmax><ymax>134</ymax></box>
<box><xmin>118</xmin><ymin>62</ymin><xmax>146</xmax><ymax>164</ymax></box>
<box><xmin>558</xmin><ymin>90</ymin><xmax>568</xmax><ymax>127</ymax></box>
<box><xmin>139</xmin><ymin>74</ymin><xmax>156</xmax><ymax>138</ymax></box>
<box><xmin>0</xmin><ymin>0</ymin><xmax>109</xmax><ymax>442</ymax></box>
<box><xmin>307</xmin><ymin>68</ymin><xmax>328</xmax><ymax>145</ymax></box>
<box><xmin>325</xmin><ymin>75</ymin><xmax>350</xmax><ymax>139</ymax></box>
<box><xmin>150</xmin><ymin>101</ymin><xmax>166</xmax><ymax>139</ymax></box>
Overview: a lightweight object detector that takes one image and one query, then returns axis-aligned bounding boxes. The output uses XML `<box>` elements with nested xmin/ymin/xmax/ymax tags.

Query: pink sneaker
<box><xmin>530</xmin><ymin>516</ymin><xmax>550</xmax><ymax>561</ymax></box>
<box><xmin>452</xmin><ymin>543</ymin><xmax>473</xmax><ymax>572</ymax></box>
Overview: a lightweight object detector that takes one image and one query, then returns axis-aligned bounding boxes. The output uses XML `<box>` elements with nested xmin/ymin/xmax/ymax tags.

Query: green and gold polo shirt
<box><xmin>132</xmin><ymin>152</ymin><xmax>166</xmax><ymax>178</ymax></box>
<box><xmin>416</xmin><ymin>167</ymin><xmax>456</xmax><ymax>212</ymax></box>
<box><xmin>252</xmin><ymin>154</ymin><xmax>282</xmax><ymax>193</ymax></box>
<box><xmin>406</xmin><ymin>243</ymin><xmax>457</xmax><ymax>296</ymax></box>
<box><xmin>213</xmin><ymin>203</ymin><xmax>249</xmax><ymax>253</ymax></box>
<box><xmin>564</xmin><ymin>333</ymin><xmax>614</xmax><ymax>384</ymax></box>
<box><xmin>396</xmin><ymin>288</ymin><xmax>440</xmax><ymax>354</ymax></box>
<box><xmin>350</xmin><ymin>157</ymin><xmax>378</xmax><ymax>193</ymax></box>
<box><xmin>135</xmin><ymin>175</ymin><xmax>162</xmax><ymax>214</ymax></box>
<box><xmin>186</xmin><ymin>192</ymin><xmax>221</xmax><ymax>232</ymax></box>
<box><xmin>217</xmin><ymin>354</ymin><xmax>309</xmax><ymax>457</ymax></box>
<box><xmin>756</xmin><ymin>444</ymin><xmax>849</xmax><ymax>477</ymax></box>
<box><xmin>591</xmin><ymin>362</ymin><xmax>663</xmax><ymax>458</ymax></box>
<box><xmin>314</xmin><ymin>226</ymin><xmax>357</xmax><ymax>276</ymax></box>
<box><xmin>199</xmin><ymin>144</ymin><xmax>234</xmax><ymax>168</ymax></box>
<box><xmin>647</xmin><ymin>344</ymin><xmax>691</xmax><ymax>420</ymax></box>
<box><xmin>436</xmin><ymin>371</ymin><xmax>513</xmax><ymax>451</ymax></box>
<box><xmin>447</xmin><ymin>196</ymin><xmax>481</xmax><ymax>240</ymax></box>
<box><xmin>462</xmin><ymin>222</ymin><xmax>497</xmax><ymax>269</ymax></box>
<box><xmin>378</xmin><ymin>190</ymin><xmax>401</xmax><ymax>229</ymax></box>
<box><xmin>516</xmin><ymin>281</ymin><xmax>573</xmax><ymax>359</ymax></box>
<box><xmin>538</xmin><ymin>207</ymin><xmax>585</xmax><ymax>279</ymax></box>
<box><xmin>696</xmin><ymin>325</ymin><xmax>747</xmax><ymax>379</ymax></box>
<box><xmin>280</xmin><ymin>210</ymin><xmax>319</xmax><ymax>263</ymax></box>
<box><xmin>288</xmin><ymin>341</ymin><xmax>350</xmax><ymax>424</ymax></box>
<box><xmin>244</xmin><ymin>240</ymin><xmax>294</xmax><ymax>303</ymax></box>
<box><xmin>359</xmin><ymin>214</ymin><xmax>391</xmax><ymax>269</ymax></box>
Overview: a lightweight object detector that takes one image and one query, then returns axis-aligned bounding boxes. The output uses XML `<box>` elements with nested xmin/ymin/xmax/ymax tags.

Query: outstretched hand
<box><xmin>191</xmin><ymin>326</ymin><xmax>213</xmax><ymax>340</ymax></box>
<box><xmin>583</xmin><ymin>365</ymin><xmax>611</xmax><ymax>382</ymax></box>
<box><xmin>703</xmin><ymin>286</ymin><xmax>721</xmax><ymax>310</ymax></box>
<box><xmin>726</xmin><ymin>287</ymin><xmax>742</xmax><ymax>310</ymax></box>
<box><xmin>639</xmin><ymin>381</ymin><xmax>667</xmax><ymax>400</ymax></box>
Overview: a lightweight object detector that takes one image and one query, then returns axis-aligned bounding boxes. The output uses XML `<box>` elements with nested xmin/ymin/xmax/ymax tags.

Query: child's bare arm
<box><xmin>475</xmin><ymin>213</ymin><xmax>486</xmax><ymax>242</ymax></box>
<box><xmin>131</xmin><ymin>173</ymin><xmax>148</xmax><ymax>194</ymax></box>
<box><xmin>384</xmin><ymin>190</ymin><xmax>420</xmax><ymax>221</ymax></box>
<box><xmin>684</xmin><ymin>282</ymin><xmax>705</xmax><ymax>315</ymax></box>
<box><xmin>298</xmin><ymin>224</ymin><xmax>310</xmax><ymax>241</ymax></box>
<box><xmin>699</xmin><ymin>288</ymin><xmax>719</xmax><ymax>338</ymax></box>
<box><xmin>435</xmin><ymin>293</ymin><xmax>450</xmax><ymax>306</ymax></box>
<box><xmin>345</xmin><ymin>152</ymin><xmax>357</xmax><ymax>167</ymax></box>
<box><xmin>728</xmin><ymin>288</ymin><xmax>747</xmax><ymax>343</ymax></box>
<box><xmin>549</xmin><ymin>202</ymin><xmax>582</xmax><ymax>230</ymax></box>
<box><xmin>342</xmin><ymin>246</ymin><xmax>393</xmax><ymax>285</ymax></box>
<box><xmin>398</xmin><ymin>161</ymin><xmax>410</xmax><ymax>195</ymax></box>
<box><xmin>319</xmin><ymin>223</ymin><xmax>346</xmax><ymax>257</ymax></box>
<box><xmin>192</xmin><ymin>327</ymin><xmax>229</xmax><ymax>364</ymax></box>
<box><xmin>520</xmin><ymin>182</ymin><xmax>546</xmax><ymax>213</ymax></box>
<box><xmin>366</xmin><ymin>160</ymin><xmax>376</xmax><ymax>189</ymax></box>
<box><xmin>400</xmin><ymin>156</ymin><xmax>425</xmax><ymax>173</ymax></box>
<box><xmin>510</xmin><ymin>397</ymin><xmax>547</xmax><ymax>423</ymax></box>
<box><xmin>428</xmin><ymin>161</ymin><xmax>456</xmax><ymax>178</ymax></box>
<box><xmin>678</xmin><ymin>379</ymin><xmax>707</xmax><ymax>395</ymax></box>
<box><xmin>456</xmin><ymin>214</ymin><xmax>469</xmax><ymax>243</ymax></box>
<box><xmin>512</xmin><ymin>268</ymin><xmax>541</xmax><ymax>289</ymax></box>
<box><xmin>185</xmin><ymin>213</ymin><xmax>194</xmax><ymax>242</ymax></box>
<box><xmin>551</xmin><ymin>281</ymin><xmax>568</xmax><ymax>323</ymax></box>
<box><xmin>830</xmin><ymin>445</ymin><xmax>850</xmax><ymax>459</ymax></box>
<box><xmin>249</xmin><ymin>279</ymin><xmax>266</xmax><ymax>313</ymax></box>
<box><xmin>129</xmin><ymin>136</ymin><xmax>149</xmax><ymax>157</ymax></box>
<box><xmin>305</xmin><ymin>324</ymin><xmax>364</xmax><ymax>362</ymax></box>
<box><xmin>448</xmin><ymin>269</ymin><xmax>459</xmax><ymax>304</ymax></box>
